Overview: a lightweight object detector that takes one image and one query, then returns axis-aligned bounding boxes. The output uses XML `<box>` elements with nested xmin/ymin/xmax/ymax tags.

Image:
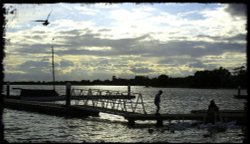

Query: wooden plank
<box><xmin>20</xmin><ymin>96</ymin><xmax>66</xmax><ymax>101</ymax></box>
<box><xmin>4</xmin><ymin>98</ymin><xmax>99</xmax><ymax>117</ymax></box>
<box><xmin>70</xmin><ymin>95</ymin><xmax>136</xmax><ymax>100</ymax></box>
<box><xmin>124</xmin><ymin>113</ymin><xmax>244</xmax><ymax>121</ymax></box>
<box><xmin>18</xmin><ymin>89</ymin><xmax>59</xmax><ymax>97</ymax></box>
<box><xmin>191</xmin><ymin>110</ymin><xmax>244</xmax><ymax>114</ymax></box>
<box><xmin>75</xmin><ymin>105</ymin><xmax>139</xmax><ymax>116</ymax></box>
<box><xmin>125</xmin><ymin>113</ymin><xmax>207</xmax><ymax>121</ymax></box>
<box><xmin>234</xmin><ymin>95</ymin><xmax>247</xmax><ymax>99</ymax></box>
<box><xmin>4</xmin><ymin>98</ymin><xmax>137</xmax><ymax>117</ymax></box>
<box><xmin>4</xmin><ymin>95</ymin><xmax>135</xmax><ymax>102</ymax></box>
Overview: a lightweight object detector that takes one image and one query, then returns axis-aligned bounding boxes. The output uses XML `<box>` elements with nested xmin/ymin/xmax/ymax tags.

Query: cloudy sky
<box><xmin>3</xmin><ymin>3</ymin><xmax>247</xmax><ymax>82</ymax></box>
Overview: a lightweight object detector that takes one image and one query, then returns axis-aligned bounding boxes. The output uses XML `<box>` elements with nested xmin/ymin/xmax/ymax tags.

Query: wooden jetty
<box><xmin>4</xmin><ymin>98</ymin><xmax>99</xmax><ymax>118</ymax></box>
<box><xmin>12</xmin><ymin>88</ymin><xmax>59</xmax><ymax>97</ymax></box>
<box><xmin>234</xmin><ymin>86</ymin><xmax>248</xmax><ymax>99</ymax></box>
<box><xmin>191</xmin><ymin>109</ymin><xmax>244</xmax><ymax>114</ymax></box>
<box><xmin>234</xmin><ymin>95</ymin><xmax>247</xmax><ymax>99</ymax></box>
<box><xmin>3</xmin><ymin>85</ymin><xmax>246</xmax><ymax>126</ymax></box>
<box><xmin>4</xmin><ymin>95</ymin><xmax>135</xmax><ymax>101</ymax></box>
<box><xmin>4</xmin><ymin>97</ymin><xmax>245</xmax><ymax>126</ymax></box>
<box><xmin>124</xmin><ymin>112</ymin><xmax>245</xmax><ymax>126</ymax></box>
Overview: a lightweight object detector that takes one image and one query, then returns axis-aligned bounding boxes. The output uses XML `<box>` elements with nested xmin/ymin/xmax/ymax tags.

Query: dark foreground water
<box><xmin>3</xmin><ymin>85</ymin><xmax>247</xmax><ymax>143</ymax></box>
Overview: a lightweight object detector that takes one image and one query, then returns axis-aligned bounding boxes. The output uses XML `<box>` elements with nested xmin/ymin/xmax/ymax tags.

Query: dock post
<box><xmin>128</xmin><ymin>119</ymin><xmax>135</xmax><ymax>126</ymax></box>
<box><xmin>128</xmin><ymin>85</ymin><xmax>131</xmax><ymax>96</ymax></box>
<box><xmin>156</xmin><ymin>119</ymin><xmax>163</xmax><ymax>127</ymax></box>
<box><xmin>6</xmin><ymin>82</ymin><xmax>10</xmax><ymax>97</ymax></box>
<box><xmin>66</xmin><ymin>82</ymin><xmax>71</xmax><ymax>106</ymax></box>
<box><xmin>238</xmin><ymin>86</ymin><xmax>241</xmax><ymax>96</ymax></box>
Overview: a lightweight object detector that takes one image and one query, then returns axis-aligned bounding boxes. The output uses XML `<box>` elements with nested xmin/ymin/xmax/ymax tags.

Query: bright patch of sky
<box><xmin>3</xmin><ymin>3</ymin><xmax>247</xmax><ymax>81</ymax></box>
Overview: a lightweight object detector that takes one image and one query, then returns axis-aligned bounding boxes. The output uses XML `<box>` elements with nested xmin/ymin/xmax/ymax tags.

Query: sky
<box><xmin>3</xmin><ymin>3</ymin><xmax>247</xmax><ymax>82</ymax></box>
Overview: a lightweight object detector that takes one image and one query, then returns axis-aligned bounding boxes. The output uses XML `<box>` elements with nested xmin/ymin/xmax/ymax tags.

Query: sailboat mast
<box><xmin>52</xmin><ymin>46</ymin><xmax>55</xmax><ymax>91</ymax></box>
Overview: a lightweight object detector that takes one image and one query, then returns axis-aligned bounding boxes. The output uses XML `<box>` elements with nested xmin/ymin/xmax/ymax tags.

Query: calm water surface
<box><xmin>3</xmin><ymin>85</ymin><xmax>247</xmax><ymax>143</ymax></box>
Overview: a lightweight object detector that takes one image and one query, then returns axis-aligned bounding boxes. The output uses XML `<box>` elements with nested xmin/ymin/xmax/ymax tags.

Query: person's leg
<box><xmin>158</xmin><ymin>104</ymin><xmax>160</xmax><ymax>112</ymax></box>
<box><xmin>156</xmin><ymin>103</ymin><xmax>160</xmax><ymax>113</ymax></box>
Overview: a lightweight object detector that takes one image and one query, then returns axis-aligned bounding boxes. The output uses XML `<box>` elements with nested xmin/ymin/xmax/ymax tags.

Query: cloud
<box><xmin>196</xmin><ymin>33</ymin><xmax>247</xmax><ymax>43</ymax></box>
<box><xmin>4</xmin><ymin>60</ymin><xmax>52</xmax><ymax>81</ymax></box>
<box><xmin>3</xmin><ymin>3</ymin><xmax>247</xmax><ymax>81</ymax></box>
<box><xmin>140</xmin><ymin>38</ymin><xmax>246</xmax><ymax>58</ymax></box>
<box><xmin>74</xmin><ymin>5</ymin><xmax>100</xmax><ymax>16</ymax></box>
<box><xmin>17</xmin><ymin>27</ymin><xmax>244</xmax><ymax>59</ymax></box>
<box><xmin>59</xmin><ymin>60</ymin><xmax>74</xmax><ymax>67</ymax></box>
<box><xmin>130</xmin><ymin>67</ymin><xmax>154</xmax><ymax>74</ymax></box>
<box><xmin>5</xmin><ymin>26</ymin><xmax>246</xmax><ymax>80</ymax></box>
<box><xmin>188</xmin><ymin>60</ymin><xmax>208</xmax><ymax>68</ymax></box>
<box><xmin>225</xmin><ymin>4</ymin><xmax>247</xmax><ymax>17</ymax></box>
<box><xmin>20</xmin><ymin>60</ymin><xmax>50</xmax><ymax>67</ymax></box>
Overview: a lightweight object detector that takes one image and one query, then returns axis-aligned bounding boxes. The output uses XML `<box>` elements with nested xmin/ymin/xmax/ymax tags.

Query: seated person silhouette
<box><xmin>205</xmin><ymin>100</ymin><xmax>220</xmax><ymax>124</ymax></box>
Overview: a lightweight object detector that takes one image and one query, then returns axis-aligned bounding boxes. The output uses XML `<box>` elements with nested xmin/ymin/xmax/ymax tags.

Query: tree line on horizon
<box><xmin>5</xmin><ymin>66</ymin><xmax>247</xmax><ymax>89</ymax></box>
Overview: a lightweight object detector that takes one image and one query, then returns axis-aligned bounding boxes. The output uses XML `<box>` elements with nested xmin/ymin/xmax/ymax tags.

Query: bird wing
<box><xmin>35</xmin><ymin>20</ymin><xmax>46</xmax><ymax>22</ymax></box>
<box><xmin>46</xmin><ymin>10</ymin><xmax>53</xmax><ymax>20</ymax></box>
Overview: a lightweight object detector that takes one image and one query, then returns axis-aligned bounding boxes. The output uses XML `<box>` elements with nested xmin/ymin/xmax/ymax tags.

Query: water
<box><xmin>3</xmin><ymin>85</ymin><xmax>247</xmax><ymax>143</ymax></box>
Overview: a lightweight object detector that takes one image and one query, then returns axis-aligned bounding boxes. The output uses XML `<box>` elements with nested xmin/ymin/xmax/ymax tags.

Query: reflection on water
<box><xmin>3</xmin><ymin>108</ymin><xmax>244</xmax><ymax>143</ymax></box>
<box><xmin>3</xmin><ymin>85</ymin><xmax>246</xmax><ymax>143</ymax></box>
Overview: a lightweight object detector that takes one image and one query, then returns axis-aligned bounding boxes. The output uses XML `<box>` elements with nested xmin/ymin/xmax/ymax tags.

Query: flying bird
<box><xmin>35</xmin><ymin>10</ymin><xmax>53</xmax><ymax>26</ymax></box>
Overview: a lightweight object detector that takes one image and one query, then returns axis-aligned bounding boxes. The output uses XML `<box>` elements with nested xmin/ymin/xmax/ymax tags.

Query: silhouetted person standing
<box><xmin>154</xmin><ymin>90</ymin><xmax>163</xmax><ymax>114</ymax></box>
<box><xmin>206</xmin><ymin>100</ymin><xmax>220</xmax><ymax>124</ymax></box>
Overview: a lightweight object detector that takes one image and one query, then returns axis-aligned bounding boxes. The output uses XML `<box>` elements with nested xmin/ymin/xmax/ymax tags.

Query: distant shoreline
<box><xmin>3</xmin><ymin>67</ymin><xmax>247</xmax><ymax>89</ymax></box>
<box><xmin>2</xmin><ymin>83</ymin><xmax>247</xmax><ymax>90</ymax></box>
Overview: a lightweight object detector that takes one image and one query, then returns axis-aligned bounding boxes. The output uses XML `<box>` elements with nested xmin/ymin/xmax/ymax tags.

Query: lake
<box><xmin>3</xmin><ymin>85</ymin><xmax>247</xmax><ymax>143</ymax></box>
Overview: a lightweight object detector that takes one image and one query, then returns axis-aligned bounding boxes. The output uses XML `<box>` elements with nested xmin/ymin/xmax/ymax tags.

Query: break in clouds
<box><xmin>3</xmin><ymin>3</ymin><xmax>247</xmax><ymax>81</ymax></box>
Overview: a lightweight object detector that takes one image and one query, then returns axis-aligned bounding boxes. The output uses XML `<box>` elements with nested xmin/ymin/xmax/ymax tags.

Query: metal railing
<box><xmin>71</xmin><ymin>88</ymin><xmax>147</xmax><ymax>114</ymax></box>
